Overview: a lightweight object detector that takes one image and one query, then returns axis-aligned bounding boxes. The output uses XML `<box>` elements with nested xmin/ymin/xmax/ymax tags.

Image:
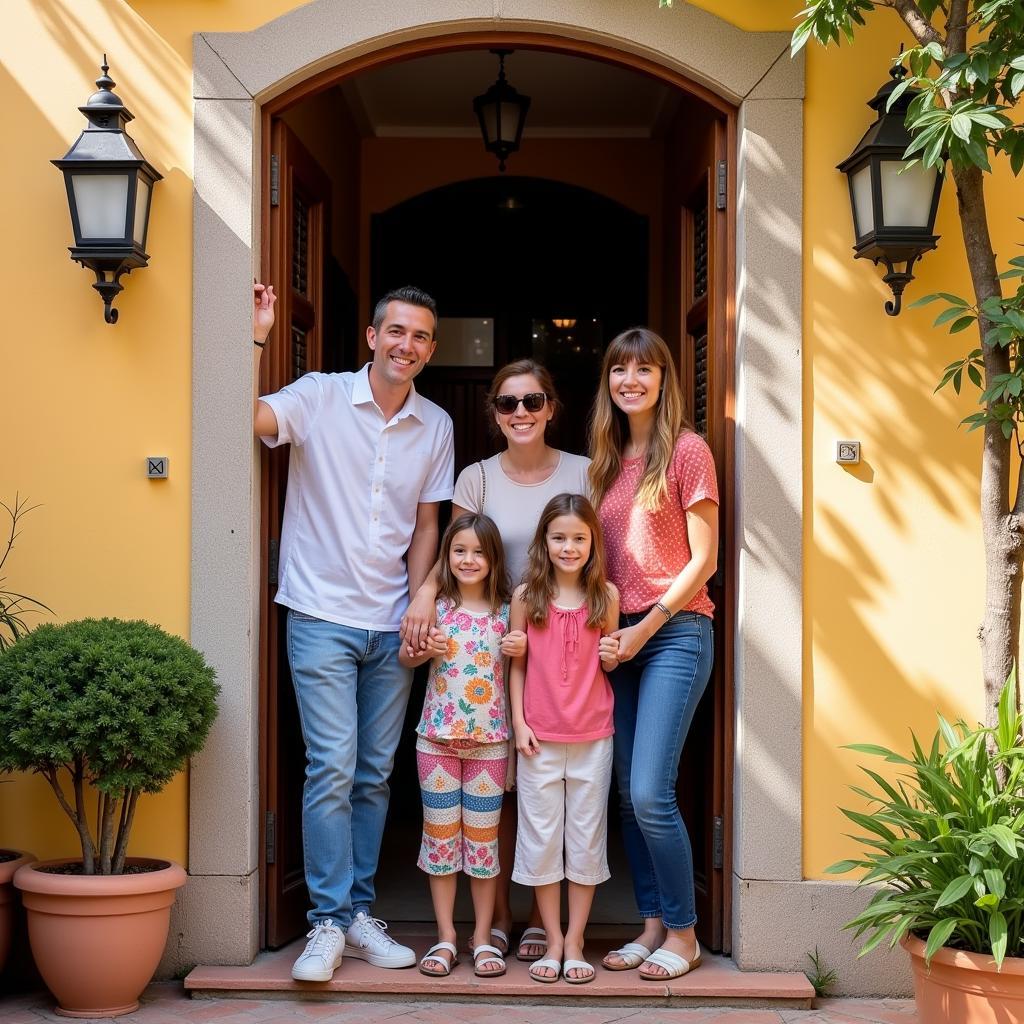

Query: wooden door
<box><xmin>260</xmin><ymin>120</ymin><xmax>331</xmax><ymax>948</ymax></box>
<box><xmin>666</xmin><ymin>110</ymin><xmax>732</xmax><ymax>953</ymax></box>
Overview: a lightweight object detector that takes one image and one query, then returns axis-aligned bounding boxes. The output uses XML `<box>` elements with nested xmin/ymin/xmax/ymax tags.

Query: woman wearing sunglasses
<box><xmin>402</xmin><ymin>357</ymin><xmax>590</xmax><ymax>963</ymax></box>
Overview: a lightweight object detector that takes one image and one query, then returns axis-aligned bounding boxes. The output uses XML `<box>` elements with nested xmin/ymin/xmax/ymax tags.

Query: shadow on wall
<box><xmin>20</xmin><ymin>0</ymin><xmax>191</xmax><ymax>176</ymax></box>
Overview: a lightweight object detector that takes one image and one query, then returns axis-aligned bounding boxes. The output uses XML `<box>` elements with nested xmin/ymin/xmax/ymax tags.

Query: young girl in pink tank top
<box><xmin>508</xmin><ymin>493</ymin><xmax>620</xmax><ymax>984</ymax></box>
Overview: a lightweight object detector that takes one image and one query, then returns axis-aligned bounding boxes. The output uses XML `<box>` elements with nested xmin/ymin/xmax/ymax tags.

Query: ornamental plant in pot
<box><xmin>828</xmin><ymin>676</ymin><xmax>1024</xmax><ymax>1022</ymax></box>
<box><xmin>0</xmin><ymin>618</ymin><xmax>218</xmax><ymax>1017</ymax></box>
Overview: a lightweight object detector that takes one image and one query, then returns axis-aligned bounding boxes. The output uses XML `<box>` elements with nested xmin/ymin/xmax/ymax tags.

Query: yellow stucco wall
<box><xmin>0</xmin><ymin>0</ymin><xmax>1018</xmax><ymax>880</ymax></box>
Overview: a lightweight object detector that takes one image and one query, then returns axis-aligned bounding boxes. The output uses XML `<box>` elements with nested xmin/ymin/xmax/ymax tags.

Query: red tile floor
<box><xmin>0</xmin><ymin>984</ymin><xmax>919</xmax><ymax>1024</ymax></box>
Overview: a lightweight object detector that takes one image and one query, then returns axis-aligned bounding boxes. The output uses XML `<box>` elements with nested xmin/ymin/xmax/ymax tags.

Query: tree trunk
<box><xmin>951</xmin><ymin>162</ymin><xmax>1023</xmax><ymax>727</ymax></box>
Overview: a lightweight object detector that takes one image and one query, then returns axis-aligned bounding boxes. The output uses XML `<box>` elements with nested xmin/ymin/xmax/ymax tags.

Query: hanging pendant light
<box><xmin>473</xmin><ymin>49</ymin><xmax>531</xmax><ymax>173</ymax></box>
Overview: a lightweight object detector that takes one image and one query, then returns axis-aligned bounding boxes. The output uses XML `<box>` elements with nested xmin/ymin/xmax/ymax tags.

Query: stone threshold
<box><xmin>185</xmin><ymin>927</ymin><xmax>814</xmax><ymax>1009</ymax></box>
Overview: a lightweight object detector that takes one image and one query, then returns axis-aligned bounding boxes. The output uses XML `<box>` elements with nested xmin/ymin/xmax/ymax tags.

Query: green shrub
<box><xmin>0</xmin><ymin>618</ymin><xmax>218</xmax><ymax>874</ymax></box>
<box><xmin>828</xmin><ymin>677</ymin><xmax>1024</xmax><ymax>967</ymax></box>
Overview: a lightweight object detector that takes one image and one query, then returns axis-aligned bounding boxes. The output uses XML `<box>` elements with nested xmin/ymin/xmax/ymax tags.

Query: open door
<box><xmin>259</xmin><ymin>120</ymin><xmax>331</xmax><ymax>948</ymax></box>
<box><xmin>666</xmin><ymin>106</ymin><xmax>732</xmax><ymax>953</ymax></box>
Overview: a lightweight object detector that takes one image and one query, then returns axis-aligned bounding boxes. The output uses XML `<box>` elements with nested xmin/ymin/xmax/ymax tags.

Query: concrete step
<box><xmin>185</xmin><ymin>927</ymin><xmax>814</xmax><ymax>1009</ymax></box>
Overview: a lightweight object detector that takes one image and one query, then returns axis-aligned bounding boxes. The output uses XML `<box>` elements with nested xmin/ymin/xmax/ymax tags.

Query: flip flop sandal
<box><xmin>601</xmin><ymin>941</ymin><xmax>652</xmax><ymax>971</ymax></box>
<box><xmin>528</xmin><ymin>957</ymin><xmax>562</xmax><ymax>983</ymax></box>
<box><xmin>465</xmin><ymin>928</ymin><xmax>510</xmax><ymax>956</ymax></box>
<box><xmin>516</xmin><ymin>926</ymin><xmax>548</xmax><ymax>962</ymax></box>
<box><xmin>562</xmin><ymin>958</ymin><xmax>596</xmax><ymax>985</ymax></box>
<box><xmin>419</xmin><ymin>941</ymin><xmax>458</xmax><ymax>977</ymax></box>
<box><xmin>472</xmin><ymin>943</ymin><xmax>507</xmax><ymax>978</ymax></box>
<box><xmin>639</xmin><ymin>942</ymin><xmax>702</xmax><ymax>981</ymax></box>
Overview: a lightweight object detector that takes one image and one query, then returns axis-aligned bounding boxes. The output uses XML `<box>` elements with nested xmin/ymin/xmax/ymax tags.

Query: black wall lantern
<box><xmin>837</xmin><ymin>64</ymin><xmax>944</xmax><ymax>316</ymax></box>
<box><xmin>52</xmin><ymin>59</ymin><xmax>162</xmax><ymax>324</ymax></box>
<box><xmin>473</xmin><ymin>49</ymin><xmax>531</xmax><ymax>173</ymax></box>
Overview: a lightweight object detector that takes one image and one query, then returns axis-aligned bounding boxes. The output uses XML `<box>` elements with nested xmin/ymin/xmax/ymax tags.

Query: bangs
<box><xmin>604</xmin><ymin>329</ymin><xmax>666</xmax><ymax>369</ymax></box>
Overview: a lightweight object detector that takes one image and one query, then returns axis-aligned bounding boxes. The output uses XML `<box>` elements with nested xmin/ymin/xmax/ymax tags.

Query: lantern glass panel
<box><xmin>495</xmin><ymin>102</ymin><xmax>517</xmax><ymax>144</ymax></box>
<box><xmin>72</xmin><ymin>172</ymin><xmax>130</xmax><ymax>239</ymax></box>
<box><xmin>851</xmin><ymin>164</ymin><xmax>874</xmax><ymax>237</ymax></box>
<box><xmin>879</xmin><ymin>160</ymin><xmax>937</xmax><ymax>229</ymax></box>
<box><xmin>133</xmin><ymin>178</ymin><xmax>151</xmax><ymax>247</ymax></box>
<box><xmin>482</xmin><ymin>101</ymin><xmax>499</xmax><ymax>145</ymax></box>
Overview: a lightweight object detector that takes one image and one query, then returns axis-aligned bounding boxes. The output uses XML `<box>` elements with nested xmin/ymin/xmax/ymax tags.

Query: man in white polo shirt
<box><xmin>252</xmin><ymin>283</ymin><xmax>454</xmax><ymax>981</ymax></box>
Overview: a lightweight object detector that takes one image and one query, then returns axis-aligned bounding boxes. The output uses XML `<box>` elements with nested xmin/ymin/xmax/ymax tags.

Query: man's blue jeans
<box><xmin>610</xmin><ymin>610</ymin><xmax>714</xmax><ymax>931</ymax></box>
<box><xmin>286</xmin><ymin>610</ymin><xmax>412</xmax><ymax>927</ymax></box>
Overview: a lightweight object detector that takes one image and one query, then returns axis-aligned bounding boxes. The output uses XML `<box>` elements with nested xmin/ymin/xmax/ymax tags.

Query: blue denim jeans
<box><xmin>610</xmin><ymin>610</ymin><xmax>713</xmax><ymax>930</ymax></box>
<box><xmin>286</xmin><ymin>610</ymin><xmax>412</xmax><ymax>927</ymax></box>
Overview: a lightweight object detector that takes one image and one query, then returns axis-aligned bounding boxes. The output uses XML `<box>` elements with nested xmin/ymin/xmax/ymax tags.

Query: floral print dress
<box><xmin>416</xmin><ymin>598</ymin><xmax>510</xmax><ymax>744</ymax></box>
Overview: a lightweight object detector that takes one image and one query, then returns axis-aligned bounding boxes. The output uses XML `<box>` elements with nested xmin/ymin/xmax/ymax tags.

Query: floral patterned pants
<box><xmin>415</xmin><ymin>735</ymin><xmax>508</xmax><ymax>877</ymax></box>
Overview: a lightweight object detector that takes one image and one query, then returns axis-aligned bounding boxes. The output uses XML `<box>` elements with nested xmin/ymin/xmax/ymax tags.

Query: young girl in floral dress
<box><xmin>400</xmin><ymin>512</ymin><xmax>513</xmax><ymax>979</ymax></box>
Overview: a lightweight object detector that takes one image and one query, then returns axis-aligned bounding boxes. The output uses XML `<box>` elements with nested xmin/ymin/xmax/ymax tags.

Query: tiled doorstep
<box><xmin>185</xmin><ymin>931</ymin><xmax>814</xmax><ymax>1009</ymax></box>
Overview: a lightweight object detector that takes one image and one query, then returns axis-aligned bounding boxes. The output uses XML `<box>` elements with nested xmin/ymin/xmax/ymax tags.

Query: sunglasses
<box><xmin>493</xmin><ymin>392</ymin><xmax>547</xmax><ymax>415</ymax></box>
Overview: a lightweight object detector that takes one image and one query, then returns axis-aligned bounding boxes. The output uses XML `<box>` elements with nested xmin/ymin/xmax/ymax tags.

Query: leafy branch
<box><xmin>927</xmin><ymin>251</ymin><xmax>1024</xmax><ymax>448</ymax></box>
<box><xmin>0</xmin><ymin>495</ymin><xmax>52</xmax><ymax>651</ymax></box>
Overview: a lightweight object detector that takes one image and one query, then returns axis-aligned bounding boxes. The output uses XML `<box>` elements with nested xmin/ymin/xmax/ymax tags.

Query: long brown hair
<box><xmin>521</xmin><ymin>493</ymin><xmax>610</xmax><ymax>630</ymax></box>
<box><xmin>437</xmin><ymin>513</ymin><xmax>511</xmax><ymax>615</ymax></box>
<box><xmin>587</xmin><ymin>328</ymin><xmax>691</xmax><ymax>511</ymax></box>
<box><xmin>485</xmin><ymin>359</ymin><xmax>561</xmax><ymax>437</ymax></box>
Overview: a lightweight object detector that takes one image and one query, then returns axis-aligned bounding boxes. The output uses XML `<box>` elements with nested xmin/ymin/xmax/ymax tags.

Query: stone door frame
<box><xmin>179</xmin><ymin>0</ymin><xmax>891</xmax><ymax>993</ymax></box>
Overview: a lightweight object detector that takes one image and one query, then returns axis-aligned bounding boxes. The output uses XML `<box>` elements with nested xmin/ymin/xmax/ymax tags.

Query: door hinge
<box><xmin>268</xmin><ymin>537</ymin><xmax>280</xmax><ymax>589</ymax></box>
<box><xmin>265</xmin><ymin>810</ymin><xmax>276</xmax><ymax>864</ymax></box>
<box><xmin>712</xmin><ymin>815</ymin><xmax>724</xmax><ymax>870</ymax></box>
<box><xmin>270</xmin><ymin>154</ymin><xmax>280</xmax><ymax>207</ymax></box>
<box><xmin>715</xmin><ymin>160</ymin><xmax>727</xmax><ymax>210</ymax></box>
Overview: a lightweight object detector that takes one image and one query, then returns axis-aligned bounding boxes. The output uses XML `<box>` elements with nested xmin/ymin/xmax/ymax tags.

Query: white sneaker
<box><xmin>344</xmin><ymin>912</ymin><xmax>416</xmax><ymax>968</ymax></box>
<box><xmin>291</xmin><ymin>919</ymin><xmax>344</xmax><ymax>981</ymax></box>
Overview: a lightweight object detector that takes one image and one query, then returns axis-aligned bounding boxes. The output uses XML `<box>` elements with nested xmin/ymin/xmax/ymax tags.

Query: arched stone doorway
<box><xmin>184</xmin><ymin>0</ymin><xmax>806</xmax><ymax>979</ymax></box>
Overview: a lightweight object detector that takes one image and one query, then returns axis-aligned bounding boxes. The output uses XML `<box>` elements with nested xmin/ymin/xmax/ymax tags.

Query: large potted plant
<box><xmin>0</xmin><ymin>617</ymin><xmax>218</xmax><ymax>1017</ymax></box>
<box><xmin>828</xmin><ymin>677</ymin><xmax>1024</xmax><ymax>1020</ymax></box>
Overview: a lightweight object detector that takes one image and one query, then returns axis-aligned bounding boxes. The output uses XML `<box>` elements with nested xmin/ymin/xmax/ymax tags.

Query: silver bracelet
<box><xmin>654</xmin><ymin>600</ymin><xmax>673</xmax><ymax>621</ymax></box>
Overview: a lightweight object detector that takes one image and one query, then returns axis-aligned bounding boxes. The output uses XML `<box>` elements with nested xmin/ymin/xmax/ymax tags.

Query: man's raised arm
<box><xmin>253</xmin><ymin>282</ymin><xmax>280</xmax><ymax>439</ymax></box>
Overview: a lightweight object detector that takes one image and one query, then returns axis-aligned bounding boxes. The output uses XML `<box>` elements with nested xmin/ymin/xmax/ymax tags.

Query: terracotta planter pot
<box><xmin>14</xmin><ymin>858</ymin><xmax>186</xmax><ymax>1018</ymax></box>
<box><xmin>903</xmin><ymin>933</ymin><xmax>1024</xmax><ymax>1023</ymax></box>
<box><xmin>0</xmin><ymin>850</ymin><xmax>35</xmax><ymax>974</ymax></box>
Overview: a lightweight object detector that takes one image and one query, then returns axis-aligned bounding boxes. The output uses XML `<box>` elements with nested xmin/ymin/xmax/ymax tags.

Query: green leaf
<box><xmin>950</xmin><ymin>113</ymin><xmax>973</xmax><ymax>141</ymax></box>
<box><xmin>933</xmin><ymin>305</ymin><xmax>970</xmax><ymax>325</ymax></box>
<box><xmin>1002</xmin><ymin>419</ymin><xmax>1014</xmax><ymax>439</ymax></box>
<box><xmin>990</xmin><ymin>911</ymin><xmax>1008</xmax><ymax>968</ymax></box>
<box><xmin>936</xmin><ymin>292</ymin><xmax>970</xmax><ymax>307</ymax></box>
<box><xmin>974</xmin><ymin>893</ymin><xmax>1000</xmax><ymax>909</ymax></box>
<box><xmin>983</xmin><ymin>868</ymin><xmax>1006</xmax><ymax>898</ymax></box>
<box><xmin>935</xmin><ymin>873</ymin><xmax>975</xmax><ymax>909</ymax></box>
<box><xmin>997</xmin><ymin>671</ymin><xmax>1019</xmax><ymax>753</ymax></box>
<box><xmin>968</xmin><ymin>363</ymin><xmax>983</xmax><ymax>388</ymax></box>
<box><xmin>924</xmin><ymin>919</ymin><xmax>958</xmax><ymax>964</ymax></box>
<box><xmin>908</xmin><ymin>293</ymin><xmax>943</xmax><ymax>308</ymax></box>
<box><xmin>985</xmin><ymin>823</ymin><xmax>1019</xmax><ymax>858</ymax></box>
<box><xmin>826</xmin><ymin>859</ymin><xmax>864</xmax><ymax>874</ymax></box>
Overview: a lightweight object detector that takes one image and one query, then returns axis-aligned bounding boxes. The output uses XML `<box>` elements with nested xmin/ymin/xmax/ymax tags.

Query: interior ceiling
<box><xmin>340</xmin><ymin>49</ymin><xmax>679</xmax><ymax>138</ymax></box>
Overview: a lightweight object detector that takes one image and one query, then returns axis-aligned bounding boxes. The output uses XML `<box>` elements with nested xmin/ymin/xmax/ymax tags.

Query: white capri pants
<box><xmin>512</xmin><ymin>736</ymin><xmax>613</xmax><ymax>886</ymax></box>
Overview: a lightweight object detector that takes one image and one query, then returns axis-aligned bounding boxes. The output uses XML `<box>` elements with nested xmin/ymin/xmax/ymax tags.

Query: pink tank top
<box><xmin>524</xmin><ymin>604</ymin><xmax>614</xmax><ymax>743</ymax></box>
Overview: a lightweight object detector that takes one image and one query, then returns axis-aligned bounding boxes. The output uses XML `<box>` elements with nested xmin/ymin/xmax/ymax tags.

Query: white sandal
<box><xmin>639</xmin><ymin>942</ymin><xmax>702</xmax><ymax>980</ymax></box>
<box><xmin>419</xmin><ymin>941</ymin><xmax>458</xmax><ymax>977</ymax></box>
<box><xmin>516</xmin><ymin>927</ymin><xmax>548</xmax><ymax>962</ymax></box>
<box><xmin>528</xmin><ymin>956</ymin><xmax>562</xmax><ymax>983</ymax></box>
<box><xmin>563</xmin><ymin>958</ymin><xmax>595</xmax><ymax>985</ymax></box>
<box><xmin>602</xmin><ymin>941</ymin><xmax>652</xmax><ymax>971</ymax></box>
<box><xmin>472</xmin><ymin>942</ymin><xmax>507</xmax><ymax>978</ymax></box>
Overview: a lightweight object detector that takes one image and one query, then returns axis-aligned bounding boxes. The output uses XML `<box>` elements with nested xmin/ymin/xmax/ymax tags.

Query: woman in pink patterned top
<box><xmin>588</xmin><ymin>328</ymin><xmax>719</xmax><ymax>982</ymax></box>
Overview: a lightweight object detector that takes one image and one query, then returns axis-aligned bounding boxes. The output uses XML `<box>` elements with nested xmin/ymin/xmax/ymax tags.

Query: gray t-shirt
<box><xmin>452</xmin><ymin>450</ymin><xmax>591</xmax><ymax>585</ymax></box>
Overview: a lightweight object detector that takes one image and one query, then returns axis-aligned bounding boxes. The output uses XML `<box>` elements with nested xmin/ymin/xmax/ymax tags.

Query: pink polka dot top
<box><xmin>598</xmin><ymin>431</ymin><xmax>719</xmax><ymax>616</ymax></box>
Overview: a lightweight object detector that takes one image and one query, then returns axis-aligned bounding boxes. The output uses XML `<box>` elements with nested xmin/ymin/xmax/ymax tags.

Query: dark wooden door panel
<box><xmin>261</xmin><ymin>119</ymin><xmax>331</xmax><ymax>948</ymax></box>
